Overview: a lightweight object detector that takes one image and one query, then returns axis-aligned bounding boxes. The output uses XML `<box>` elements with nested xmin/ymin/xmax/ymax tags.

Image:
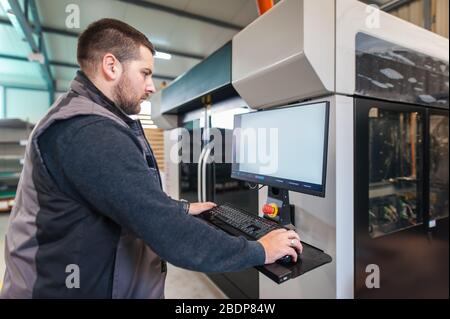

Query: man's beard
<box><xmin>113</xmin><ymin>74</ymin><xmax>148</xmax><ymax>115</ymax></box>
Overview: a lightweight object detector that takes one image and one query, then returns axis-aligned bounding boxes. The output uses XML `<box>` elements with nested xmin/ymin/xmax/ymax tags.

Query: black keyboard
<box><xmin>206</xmin><ymin>203</ymin><xmax>282</xmax><ymax>239</ymax></box>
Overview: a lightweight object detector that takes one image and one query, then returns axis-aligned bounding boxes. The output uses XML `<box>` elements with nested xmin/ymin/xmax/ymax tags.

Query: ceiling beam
<box><xmin>379</xmin><ymin>0</ymin><xmax>414</xmax><ymax>12</ymax></box>
<box><xmin>116</xmin><ymin>0</ymin><xmax>243</xmax><ymax>31</ymax></box>
<box><xmin>359</xmin><ymin>0</ymin><xmax>415</xmax><ymax>12</ymax></box>
<box><xmin>0</xmin><ymin>17</ymin><xmax>205</xmax><ymax>60</ymax></box>
<box><xmin>28</xmin><ymin>0</ymin><xmax>55</xmax><ymax>103</ymax></box>
<box><xmin>0</xmin><ymin>53</ymin><xmax>176</xmax><ymax>81</ymax></box>
<box><xmin>1</xmin><ymin>83</ymin><xmax>66</xmax><ymax>93</ymax></box>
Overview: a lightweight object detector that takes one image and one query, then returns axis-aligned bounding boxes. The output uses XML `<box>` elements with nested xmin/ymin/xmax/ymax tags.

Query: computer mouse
<box><xmin>277</xmin><ymin>250</ymin><xmax>303</xmax><ymax>265</ymax></box>
<box><xmin>276</xmin><ymin>255</ymin><xmax>293</xmax><ymax>265</ymax></box>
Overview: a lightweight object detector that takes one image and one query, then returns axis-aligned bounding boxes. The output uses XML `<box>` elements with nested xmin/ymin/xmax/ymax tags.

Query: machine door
<box><xmin>354</xmin><ymin>98</ymin><xmax>448</xmax><ymax>298</ymax></box>
<box><xmin>425</xmin><ymin>108</ymin><xmax>449</xmax><ymax>296</ymax></box>
<box><xmin>209</xmin><ymin>106</ymin><xmax>258</xmax><ymax>209</ymax></box>
<box><xmin>179</xmin><ymin>120</ymin><xmax>204</xmax><ymax>203</ymax></box>
<box><xmin>428</xmin><ymin>109</ymin><xmax>449</xmax><ymax>223</ymax></box>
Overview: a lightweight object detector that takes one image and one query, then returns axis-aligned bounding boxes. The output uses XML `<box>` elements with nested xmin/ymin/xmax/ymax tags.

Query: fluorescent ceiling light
<box><xmin>142</xmin><ymin>124</ymin><xmax>158</xmax><ymax>129</ymax></box>
<box><xmin>28</xmin><ymin>52</ymin><xmax>45</xmax><ymax>64</ymax></box>
<box><xmin>155</xmin><ymin>51</ymin><xmax>172</xmax><ymax>60</ymax></box>
<box><xmin>139</xmin><ymin>101</ymin><xmax>152</xmax><ymax>115</ymax></box>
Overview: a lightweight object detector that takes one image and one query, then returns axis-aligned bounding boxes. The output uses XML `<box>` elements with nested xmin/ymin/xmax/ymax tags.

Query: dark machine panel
<box><xmin>354</xmin><ymin>98</ymin><xmax>449</xmax><ymax>298</ymax></box>
<box><xmin>356</xmin><ymin>32</ymin><xmax>449</xmax><ymax>109</ymax></box>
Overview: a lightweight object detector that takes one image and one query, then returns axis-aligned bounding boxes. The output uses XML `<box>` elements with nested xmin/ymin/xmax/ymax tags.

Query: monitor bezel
<box><xmin>231</xmin><ymin>101</ymin><xmax>330</xmax><ymax>197</ymax></box>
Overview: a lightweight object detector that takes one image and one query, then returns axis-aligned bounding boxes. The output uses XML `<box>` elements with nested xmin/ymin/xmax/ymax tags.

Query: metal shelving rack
<box><xmin>0</xmin><ymin>119</ymin><xmax>33</xmax><ymax>212</ymax></box>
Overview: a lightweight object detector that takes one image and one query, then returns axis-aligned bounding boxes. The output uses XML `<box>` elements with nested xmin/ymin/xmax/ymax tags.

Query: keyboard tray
<box><xmin>257</xmin><ymin>242</ymin><xmax>333</xmax><ymax>284</ymax></box>
<box><xmin>198</xmin><ymin>213</ymin><xmax>333</xmax><ymax>284</ymax></box>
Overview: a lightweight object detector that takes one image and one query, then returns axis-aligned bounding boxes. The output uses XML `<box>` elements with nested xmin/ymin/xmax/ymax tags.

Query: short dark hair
<box><xmin>77</xmin><ymin>18</ymin><xmax>155</xmax><ymax>74</ymax></box>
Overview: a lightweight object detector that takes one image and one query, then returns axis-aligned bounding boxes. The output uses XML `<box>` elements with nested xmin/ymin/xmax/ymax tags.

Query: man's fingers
<box><xmin>298</xmin><ymin>241</ymin><xmax>303</xmax><ymax>254</ymax></box>
<box><xmin>286</xmin><ymin>230</ymin><xmax>300</xmax><ymax>241</ymax></box>
<box><xmin>201</xmin><ymin>202</ymin><xmax>216</xmax><ymax>208</ymax></box>
<box><xmin>286</xmin><ymin>247</ymin><xmax>298</xmax><ymax>262</ymax></box>
<box><xmin>287</xmin><ymin>238</ymin><xmax>303</xmax><ymax>254</ymax></box>
<box><xmin>271</xmin><ymin>228</ymin><xmax>287</xmax><ymax>234</ymax></box>
<box><xmin>194</xmin><ymin>202</ymin><xmax>216</xmax><ymax>210</ymax></box>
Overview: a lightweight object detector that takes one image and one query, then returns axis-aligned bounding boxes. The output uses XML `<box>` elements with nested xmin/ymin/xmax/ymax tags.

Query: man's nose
<box><xmin>145</xmin><ymin>79</ymin><xmax>156</xmax><ymax>94</ymax></box>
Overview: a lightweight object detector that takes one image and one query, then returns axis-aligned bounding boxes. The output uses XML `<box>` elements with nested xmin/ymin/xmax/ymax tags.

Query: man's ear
<box><xmin>102</xmin><ymin>53</ymin><xmax>121</xmax><ymax>81</ymax></box>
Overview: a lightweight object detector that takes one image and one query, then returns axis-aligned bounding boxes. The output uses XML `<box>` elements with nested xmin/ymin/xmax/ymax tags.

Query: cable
<box><xmin>247</xmin><ymin>183</ymin><xmax>258</xmax><ymax>189</ymax></box>
<box><xmin>247</xmin><ymin>183</ymin><xmax>267</xmax><ymax>190</ymax></box>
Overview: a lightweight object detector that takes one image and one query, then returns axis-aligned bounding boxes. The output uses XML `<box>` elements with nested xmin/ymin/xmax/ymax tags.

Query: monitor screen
<box><xmin>231</xmin><ymin>101</ymin><xmax>329</xmax><ymax>197</ymax></box>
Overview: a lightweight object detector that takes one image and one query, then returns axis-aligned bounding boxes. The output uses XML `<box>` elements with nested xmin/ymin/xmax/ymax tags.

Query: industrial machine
<box><xmin>153</xmin><ymin>0</ymin><xmax>448</xmax><ymax>298</ymax></box>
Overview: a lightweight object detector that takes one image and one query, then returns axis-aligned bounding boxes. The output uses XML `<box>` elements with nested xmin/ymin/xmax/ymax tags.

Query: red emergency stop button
<box><xmin>263</xmin><ymin>203</ymin><xmax>278</xmax><ymax>218</ymax></box>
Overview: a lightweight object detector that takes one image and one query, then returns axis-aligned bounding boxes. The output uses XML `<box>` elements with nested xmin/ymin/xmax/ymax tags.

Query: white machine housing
<box><xmin>231</xmin><ymin>0</ymin><xmax>448</xmax><ymax>110</ymax></box>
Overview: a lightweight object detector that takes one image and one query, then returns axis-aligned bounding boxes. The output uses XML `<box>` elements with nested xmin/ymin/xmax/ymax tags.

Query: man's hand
<box><xmin>188</xmin><ymin>202</ymin><xmax>217</xmax><ymax>215</ymax></box>
<box><xmin>257</xmin><ymin>228</ymin><xmax>303</xmax><ymax>264</ymax></box>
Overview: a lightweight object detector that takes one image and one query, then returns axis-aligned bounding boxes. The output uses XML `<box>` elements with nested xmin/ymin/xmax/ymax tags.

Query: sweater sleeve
<box><xmin>57</xmin><ymin>119</ymin><xmax>265</xmax><ymax>273</ymax></box>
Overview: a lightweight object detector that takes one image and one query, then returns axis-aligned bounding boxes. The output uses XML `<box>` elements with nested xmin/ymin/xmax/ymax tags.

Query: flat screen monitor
<box><xmin>231</xmin><ymin>101</ymin><xmax>329</xmax><ymax>197</ymax></box>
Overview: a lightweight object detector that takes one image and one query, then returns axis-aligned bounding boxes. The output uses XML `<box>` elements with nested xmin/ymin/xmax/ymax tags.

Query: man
<box><xmin>1</xmin><ymin>18</ymin><xmax>302</xmax><ymax>299</ymax></box>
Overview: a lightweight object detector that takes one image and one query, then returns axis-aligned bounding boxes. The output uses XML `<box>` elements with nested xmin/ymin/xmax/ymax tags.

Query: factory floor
<box><xmin>0</xmin><ymin>213</ymin><xmax>226</xmax><ymax>299</ymax></box>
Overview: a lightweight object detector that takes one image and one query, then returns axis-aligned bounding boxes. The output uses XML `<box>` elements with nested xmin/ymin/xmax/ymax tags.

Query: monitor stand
<box><xmin>265</xmin><ymin>186</ymin><xmax>295</xmax><ymax>226</ymax></box>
